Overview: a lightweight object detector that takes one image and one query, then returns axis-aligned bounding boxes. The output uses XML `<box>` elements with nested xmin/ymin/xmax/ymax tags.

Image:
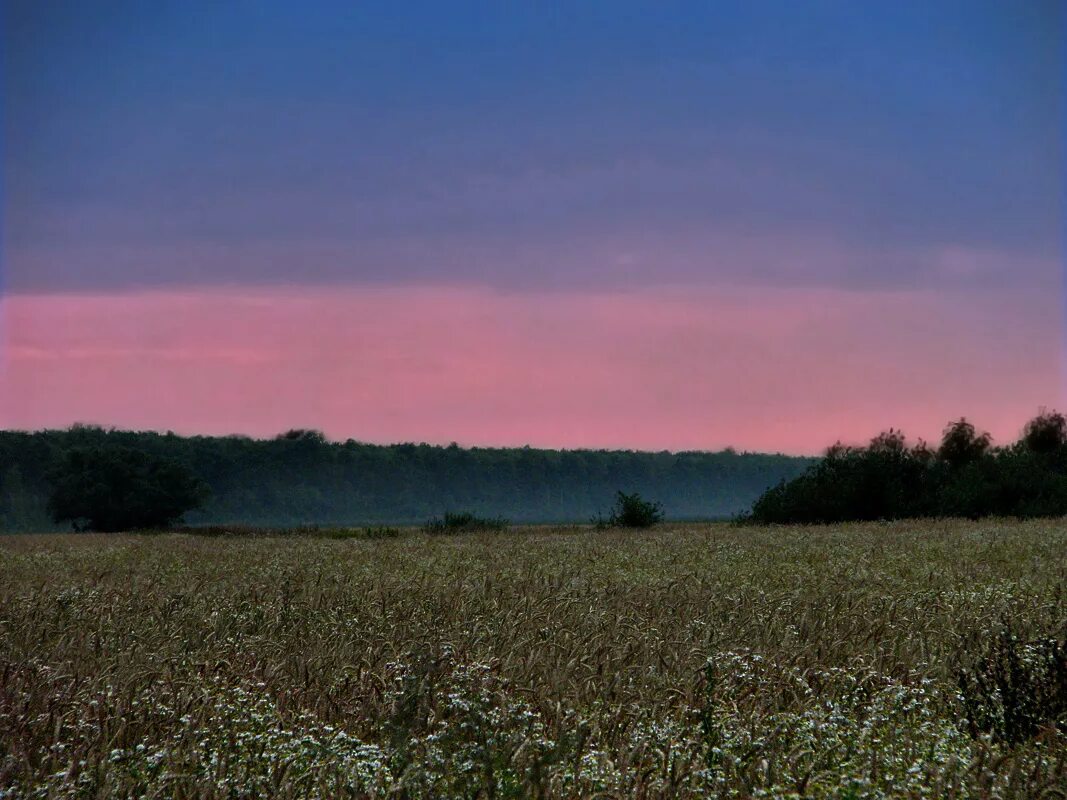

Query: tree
<box><xmin>748</xmin><ymin>415</ymin><xmax>1067</xmax><ymax>524</ymax></box>
<box><xmin>0</xmin><ymin>425</ymin><xmax>812</xmax><ymax>529</ymax></box>
<box><xmin>0</xmin><ymin>465</ymin><xmax>41</xmax><ymax>531</ymax></box>
<box><xmin>747</xmin><ymin>429</ymin><xmax>937</xmax><ymax>524</ymax></box>
<box><xmin>1022</xmin><ymin>411</ymin><xmax>1067</xmax><ymax>455</ymax></box>
<box><xmin>47</xmin><ymin>447</ymin><xmax>208</xmax><ymax>531</ymax></box>
<box><xmin>938</xmin><ymin>418</ymin><xmax>991</xmax><ymax>470</ymax></box>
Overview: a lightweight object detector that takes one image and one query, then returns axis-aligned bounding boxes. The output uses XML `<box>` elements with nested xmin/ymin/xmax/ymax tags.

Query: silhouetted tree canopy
<box><xmin>938</xmin><ymin>418</ymin><xmax>991</xmax><ymax>470</ymax></box>
<box><xmin>1022</xmin><ymin>411</ymin><xmax>1067</xmax><ymax>455</ymax></box>
<box><xmin>748</xmin><ymin>412</ymin><xmax>1067</xmax><ymax>524</ymax></box>
<box><xmin>47</xmin><ymin>447</ymin><xmax>208</xmax><ymax>531</ymax></box>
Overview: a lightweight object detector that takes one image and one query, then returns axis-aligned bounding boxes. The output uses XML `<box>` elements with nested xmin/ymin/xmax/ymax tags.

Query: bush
<box><xmin>955</xmin><ymin>624</ymin><xmax>1067</xmax><ymax>744</ymax></box>
<box><xmin>175</xmin><ymin>524</ymin><xmax>264</xmax><ymax>537</ymax></box>
<box><xmin>174</xmin><ymin>524</ymin><xmax>403</xmax><ymax>539</ymax></box>
<box><xmin>422</xmin><ymin>511</ymin><xmax>509</xmax><ymax>535</ymax></box>
<box><xmin>595</xmin><ymin>491</ymin><xmax>664</xmax><ymax>528</ymax></box>
<box><xmin>321</xmin><ymin>526</ymin><xmax>403</xmax><ymax>540</ymax></box>
<box><xmin>47</xmin><ymin>447</ymin><xmax>208</xmax><ymax>532</ymax></box>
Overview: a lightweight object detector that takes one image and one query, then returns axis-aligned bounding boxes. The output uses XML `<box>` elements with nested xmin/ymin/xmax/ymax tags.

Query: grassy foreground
<box><xmin>1</xmin><ymin>521</ymin><xmax>1064</xmax><ymax>798</ymax></box>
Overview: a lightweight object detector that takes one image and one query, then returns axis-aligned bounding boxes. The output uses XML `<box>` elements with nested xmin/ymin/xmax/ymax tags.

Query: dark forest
<box><xmin>0</xmin><ymin>426</ymin><xmax>811</xmax><ymax>531</ymax></box>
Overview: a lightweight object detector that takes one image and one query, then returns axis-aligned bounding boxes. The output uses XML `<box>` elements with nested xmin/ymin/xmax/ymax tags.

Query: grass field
<box><xmin>1</xmin><ymin>520</ymin><xmax>1065</xmax><ymax>798</ymax></box>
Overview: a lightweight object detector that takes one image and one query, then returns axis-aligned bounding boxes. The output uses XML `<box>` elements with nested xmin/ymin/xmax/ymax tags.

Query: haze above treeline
<box><xmin>0</xmin><ymin>426</ymin><xmax>812</xmax><ymax>531</ymax></box>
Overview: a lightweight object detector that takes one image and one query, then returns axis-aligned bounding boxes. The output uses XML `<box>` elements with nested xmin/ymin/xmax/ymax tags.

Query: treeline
<box><xmin>0</xmin><ymin>426</ymin><xmax>811</xmax><ymax>531</ymax></box>
<box><xmin>748</xmin><ymin>413</ymin><xmax>1067</xmax><ymax>524</ymax></box>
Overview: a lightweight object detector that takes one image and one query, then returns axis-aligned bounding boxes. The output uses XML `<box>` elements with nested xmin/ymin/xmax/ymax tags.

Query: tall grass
<box><xmin>1</xmin><ymin>520</ymin><xmax>1064</xmax><ymax>797</ymax></box>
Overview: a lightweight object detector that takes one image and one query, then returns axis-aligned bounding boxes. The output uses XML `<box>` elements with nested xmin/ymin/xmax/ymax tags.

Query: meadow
<box><xmin>1</xmin><ymin>520</ymin><xmax>1064</xmax><ymax>798</ymax></box>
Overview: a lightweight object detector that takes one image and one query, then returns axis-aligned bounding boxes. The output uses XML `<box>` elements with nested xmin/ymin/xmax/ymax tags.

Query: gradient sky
<box><xmin>1</xmin><ymin>1</ymin><xmax>1063</xmax><ymax>452</ymax></box>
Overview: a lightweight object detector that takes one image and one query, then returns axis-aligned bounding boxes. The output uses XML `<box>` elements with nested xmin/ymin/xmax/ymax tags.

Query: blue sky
<box><xmin>1</xmin><ymin>2</ymin><xmax>1063</xmax><ymax>449</ymax></box>
<box><xmin>4</xmin><ymin>0</ymin><xmax>1062</xmax><ymax>292</ymax></box>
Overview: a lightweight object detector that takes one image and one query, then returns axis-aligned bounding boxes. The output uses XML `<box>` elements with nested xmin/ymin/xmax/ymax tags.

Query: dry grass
<box><xmin>1</xmin><ymin>520</ymin><xmax>1065</xmax><ymax>798</ymax></box>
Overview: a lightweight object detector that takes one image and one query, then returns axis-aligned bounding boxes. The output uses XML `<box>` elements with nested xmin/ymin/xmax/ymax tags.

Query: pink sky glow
<box><xmin>1</xmin><ymin>285</ymin><xmax>1060</xmax><ymax>455</ymax></box>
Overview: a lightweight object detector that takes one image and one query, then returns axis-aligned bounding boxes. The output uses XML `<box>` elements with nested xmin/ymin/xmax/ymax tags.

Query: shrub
<box><xmin>321</xmin><ymin>526</ymin><xmax>403</xmax><ymax>540</ymax></box>
<box><xmin>47</xmin><ymin>447</ymin><xmax>208</xmax><ymax>532</ymax></box>
<box><xmin>177</xmin><ymin>524</ymin><xmax>264</xmax><ymax>537</ymax></box>
<box><xmin>175</xmin><ymin>524</ymin><xmax>403</xmax><ymax>539</ymax></box>
<box><xmin>955</xmin><ymin>624</ymin><xmax>1067</xmax><ymax>744</ymax></box>
<box><xmin>595</xmin><ymin>491</ymin><xmax>664</xmax><ymax>528</ymax></box>
<box><xmin>422</xmin><ymin>511</ymin><xmax>509</xmax><ymax>535</ymax></box>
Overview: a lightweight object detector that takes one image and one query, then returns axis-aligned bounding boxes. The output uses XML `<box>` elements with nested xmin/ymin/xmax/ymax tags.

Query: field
<box><xmin>1</xmin><ymin>521</ymin><xmax>1065</xmax><ymax>798</ymax></box>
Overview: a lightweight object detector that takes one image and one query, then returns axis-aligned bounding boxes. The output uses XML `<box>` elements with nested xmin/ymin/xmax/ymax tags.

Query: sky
<box><xmin>1</xmin><ymin>1</ymin><xmax>1063</xmax><ymax>453</ymax></box>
